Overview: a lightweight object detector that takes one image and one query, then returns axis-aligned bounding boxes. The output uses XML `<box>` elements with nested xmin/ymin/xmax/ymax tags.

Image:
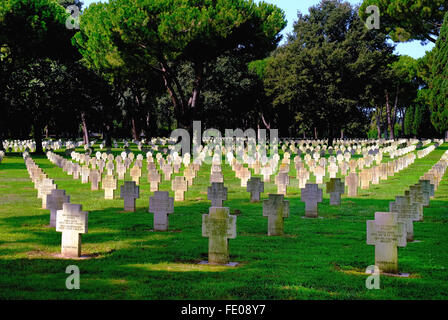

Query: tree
<box><xmin>429</xmin><ymin>12</ymin><xmax>448</xmax><ymax>138</ymax></box>
<box><xmin>74</xmin><ymin>0</ymin><xmax>286</xmax><ymax>130</ymax></box>
<box><xmin>264</xmin><ymin>0</ymin><xmax>394</xmax><ymax>144</ymax></box>
<box><xmin>0</xmin><ymin>0</ymin><xmax>79</xmax><ymax>153</ymax></box>
<box><xmin>359</xmin><ymin>0</ymin><xmax>447</xmax><ymax>43</ymax></box>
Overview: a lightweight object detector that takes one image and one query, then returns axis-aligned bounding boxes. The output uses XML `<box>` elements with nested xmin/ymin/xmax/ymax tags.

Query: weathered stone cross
<box><xmin>326</xmin><ymin>178</ymin><xmax>345</xmax><ymax>205</ymax></box>
<box><xmin>367</xmin><ymin>212</ymin><xmax>407</xmax><ymax>274</ymax></box>
<box><xmin>207</xmin><ymin>182</ymin><xmax>228</xmax><ymax>207</ymax></box>
<box><xmin>120</xmin><ymin>181</ymin><xmax>140</xmax><ymax>212</ymax></box>
<box><xmin>149</xmin><ymin>191</ymin><xmax>174</xmax><ymax>231</ymax></box>
<box><xmin>246</xmin><ymin>177</ymin><xmax>264</xmax><ymax>202</ymax></box>
<box><xmin>202</xmin><ymin>207</ymin><xmax>237</xmax><ymax>265</ymax></box>
<box><xmin>300</xmin><ymin>183</ymin><xmax>323</xmax><ymax>218</ymax></box>
<box><xmin>263</xmin><ymin>194</ymin><xmax>289</xmax><ymax>236</ymax></box>
<box><xmin>46</xmin><ymin>189</ymin><xmax>70</xmax><ymax>227</ymax></box>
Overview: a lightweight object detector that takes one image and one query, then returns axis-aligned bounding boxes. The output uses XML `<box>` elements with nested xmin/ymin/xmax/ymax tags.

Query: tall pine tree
<box><xmin>429</xmin><ymin>11</ymin><xmax>448</xmax><ymax>138</ymax></box>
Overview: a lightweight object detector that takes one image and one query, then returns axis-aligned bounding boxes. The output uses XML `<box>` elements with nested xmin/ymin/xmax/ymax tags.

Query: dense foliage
<box><xmin>0</xmin><ymin>0</ymin><xmax>445</xmax><ymax>152</ymax></box>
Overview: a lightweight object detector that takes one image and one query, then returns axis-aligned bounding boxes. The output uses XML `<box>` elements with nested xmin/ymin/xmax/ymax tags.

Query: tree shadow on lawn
<box><xmin>1</xmin><ymin>196</ymin><xmax>448</xmax><ymax>299</ymax></box>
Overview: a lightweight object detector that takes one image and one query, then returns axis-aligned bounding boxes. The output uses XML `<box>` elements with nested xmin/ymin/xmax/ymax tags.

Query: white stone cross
<box><xmin>56</xmin><ymin>203</ymin><xmax>88</xmax><ymax>258</ymax></box>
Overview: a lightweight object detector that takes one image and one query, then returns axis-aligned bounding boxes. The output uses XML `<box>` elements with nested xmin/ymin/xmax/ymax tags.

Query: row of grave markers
<box><xmin>367</xmin><ymin>150</ymin><xmax>448</xmax><ymax>274</ymax></box>
<box><xmin>21</xmin><ymin>147</ymin><xmax>447</xmax><ymax>271</ymax></box>
<box><xmin>24</xmin><ymin>155</ymin><xmax>87</xmax><ymax>258</ymax></box>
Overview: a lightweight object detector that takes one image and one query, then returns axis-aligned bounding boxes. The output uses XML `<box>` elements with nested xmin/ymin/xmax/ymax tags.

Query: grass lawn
<box><xmin>0</xmin><ymin>144</ymin><xmax>447</xmax><ymax>300</ymax></box>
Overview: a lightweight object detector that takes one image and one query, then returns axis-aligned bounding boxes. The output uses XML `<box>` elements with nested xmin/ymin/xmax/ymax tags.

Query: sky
<box><xmin>81</xmin><ymin>0</ymin><xmax>435</xmax><ymax>59</ymax></box>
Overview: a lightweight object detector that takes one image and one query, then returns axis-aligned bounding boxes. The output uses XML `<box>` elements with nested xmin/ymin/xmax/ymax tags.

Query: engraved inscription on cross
<box><xmin>46</xmin><ymin>189</ymin><xmax>70</xmax><ymax>228</ymax></box>
<box><xmin>367</xmin><ymin>212</ymin><xmax>406</xmax><ymax>274</ymax></box>
<box><xmin>389</xmin><ymin>195</ymin><xmax>419</xmax><ymax>242</ymax></box>
<box><xmin>56</xmin><ymin>203</ymin><xmax>88</xmax><ymax>258</ymax></box>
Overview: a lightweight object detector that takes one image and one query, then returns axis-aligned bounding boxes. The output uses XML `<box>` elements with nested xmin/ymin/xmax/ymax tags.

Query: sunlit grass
<box><xmin>0</xmin><ymin>144</ymin><xmax>447</xmax><ymax>299</ymax></box>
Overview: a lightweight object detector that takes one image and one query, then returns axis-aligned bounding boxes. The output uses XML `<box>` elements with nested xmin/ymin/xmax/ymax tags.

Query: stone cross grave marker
<box><xmin>130</xmin><ymin>165</ymin><xmax>142</xmax><ymax>185</ymax></box>
<box><xmin>297</xmin><ymin>168</ymin><xmax>309</xmax><ymax>189</ymax></box>
<box><xmin>210</xmin><ymin>171</ymin><xmax>224</xmax><ymax>184</ymax></box>
<box><xmin>359</xmin><ymin>169</ymin><xmax>372</xmax><ymax>190</ymax></box>
<box><xmin>389</xmin><ymin>195</ymin><xmax>420</xmax><ymax>242</ymax></box>
<box><xmin>246</xmin><ymin>177</ymin><xmax>264</xmax><ymax>202</ymax></box>
<box><xmin>261</xmin><ymin>165</ymin><xmax>272</xmax><ymax>182</ymax></box>
<box><xmin>106</xmin><ymin>160</ymin><xmax>114</xmax><ymax>176</ymax></box>
<box><xmin>408</xmin><ymin>185</ymin><xmax>428</xmax><ymax>221</ymax></box>
<box><xmin>239</xmin><ymin>167</ymin><xmax>251</xmax><ymax>187</ymax></box>
<box><xmin>81</xmin><ymin>165</ymin><xmax>90</xmax><ymax>184</ymax></box>
<box><xmin>72</xmin><ymin>164</ymin><xmax>80</xmax><ymax>179</ymax></box>
<box><xmin>367</xmin><ymin>212</ymin><xmax>407</xmax><ymax>274</ymax></box>
<box><xmin>184</xmin><ymin>167</ymin><xmax>195</xmax><ymax>187</ymax></box>
<box><xmin>263</xmin><ymin>194</ymin><xmax>289</xmax><ymax>236</ymax></box>
<box><xmin>275</xmin><ymin>172</ymin><xmax>289</xmax><ymax>196</ymax></box>
<box><xmin>56</xmin><ymin>203</ymin><xmax>88</xmax><ymax>258</ymax></box>
<box><xmin>345</xmin><ymin>172</ymin><xmax>359</xmax><ymax>197</ymax></box>
<box><xmin>102</xmin><ymin>175</ymin><xmax>117</xmax><ymax>200</ymax></box>
<box><xmin>418</xmin><ymin>179</ymin><xmax>434</xmax><ymax>200</ymax></box>
<box><xmin>328</xmin><ymin>164</ymin><xmax>338</xmax><ymax>179</ymax></box>
<box><xmin>38</xmin><ymin>178</ymin><xmax>56</xmax><ymax>209</ymax></box>
<box><xmin>202</xmin><ymin>207</ymin><xmax>237</xmax><ymax>265</ymax></box>
<box><xmin>314</xmin><ymin>165</ymin><xmax>325</xmax><ymax>184</ymax></box>
<box><xmin>120</xmin><ymin>181</ymin><xmax>140</xmax><ymax>212</ymax></box>
<box><xmin>326</xmin><ymin>178</ymin><xmax>345</xmax><ymax>205</ymax></box>
<box><xmin>117</xmin><ymin>162</ymin><xmax>126</xmax><ymax>180</ymax></box>
<box><xmin>300</xmin><ymin>183</ymin><xmax>323</xmax><ymax>218</ymax></box>
<box><xmin>207</xmin><ymin>182</ymin><xmax>228</xmax><ymax>207</ymax></box>
<box><xmin>162</xmin><ymin>164</ymin><xmax>173</xmax><ymax>181</ymax></box>
<box><xmin>149</xmin><ymin>191</ymin><xmax>174</xmax><ymax>231</ymax></box>
<box><xmin>172</xmin><ymin>176</ymin><xmax>188</xmax><ymax>201</ymax></box>
<box><xmin>148</xmin><ymin>170</ymin><xmax>161</xmax><ymax>192</ymax></box>
<box><xmin>371</xmin><ymin>166</ymin><xmax>380</xmax><ymax>185</ymax></box>
<box><xmin>46</xmin><ymin>189</ymin><xmax>70</xmax><ymax>227</ymax></box>
<box><xmin>89</xmin><ymin>169</ymin><xmax>100</xmax><ymax>191</ymax></box>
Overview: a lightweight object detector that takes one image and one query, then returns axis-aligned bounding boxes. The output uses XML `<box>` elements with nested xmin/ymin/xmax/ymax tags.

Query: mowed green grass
<box><xmin>0</xmin><ymin>144</ymin><xmax>447</xmax><ymax>300</ymax></box>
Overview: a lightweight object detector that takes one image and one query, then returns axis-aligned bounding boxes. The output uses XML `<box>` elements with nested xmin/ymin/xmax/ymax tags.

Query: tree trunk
<box><xmin>392</xmin><ymin>85</ymin><xmax>399</xmax><ymax>126</ymax></box>
<box><xmin>104</xmin><ymin>124</ymin><xmax>112</xmax><ymax>148</ymax></box>
<box><xmin>131</xmin><ymin>117</ymin><xmax>138</xmax><ymax>141</ymax></box>
<box><xmin>314</xmin><ymin>127</ymin><xmax>318</xmax><ymax>140</ymax></box>
<box><xmin>261</xmin><ymin>113</ymin><xmax>271</xmax><ymax>130</ymax></box>
<box><xmin>81</xmin><ymin>112</ymin><xmax>89</xmax><ymax>145</ymax></box>
<box><xmin>328</xmin><ymin>126</ymin><xmax>334</xmax><ymax>147</ymax></box>
<box><xmin>385</xmin><ymin>90</ymin><xmax>394</xmax><ymax>139</ymax></box>
<box><xmin>340</xmin><ymin>129</ymin><xmax>344</xmax><ymax>139</ymax></box>
<box><xmin>376</xmin><ymin>111</ymin><xmax>381</xmax><ymax>139</ymax></box>
<box><xmin>188</xmin><ymin>61</ymin><xmax>204</xmax><ymax>116</ymax></box>
<box><xmin>160</xmin><ymin>62</ymin><xmax>187</xmax><ymax>129</ymax></box>
<box><xmin>0</xmin><ymin>129</ymin><xmax>4</xmax><ymax>151</ymax></box>
<box><xmin>445</xmin><ymin>130</ymin><xmax>448</xmax><ymax>141</ymax></box>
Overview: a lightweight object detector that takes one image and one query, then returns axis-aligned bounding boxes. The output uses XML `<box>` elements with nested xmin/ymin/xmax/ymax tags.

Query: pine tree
<box><xmin>429</xmin><ymin>11</ymin><xmax>448</xmax><ymax>138</ymax></box>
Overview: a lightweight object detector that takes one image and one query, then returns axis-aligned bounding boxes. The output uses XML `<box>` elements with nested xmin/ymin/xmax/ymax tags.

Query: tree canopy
<box><xmin>74</xmin><ymin>0</ymin><xmax>287</xmax><ymax>129</ymax></box>
<box><xmin>264</xmin><ymin>0</ymin><xmax>394</xmax><ymax>143</ymax></box>
<box><xmin>429</xmin><ymin>11</ymin><xmax>448</xmax><ymax>135</ymax></box>
<box><xmin>359</xmin><ymin>0</ymin><xmax>447</xmax><ymax>43</ymax></box>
